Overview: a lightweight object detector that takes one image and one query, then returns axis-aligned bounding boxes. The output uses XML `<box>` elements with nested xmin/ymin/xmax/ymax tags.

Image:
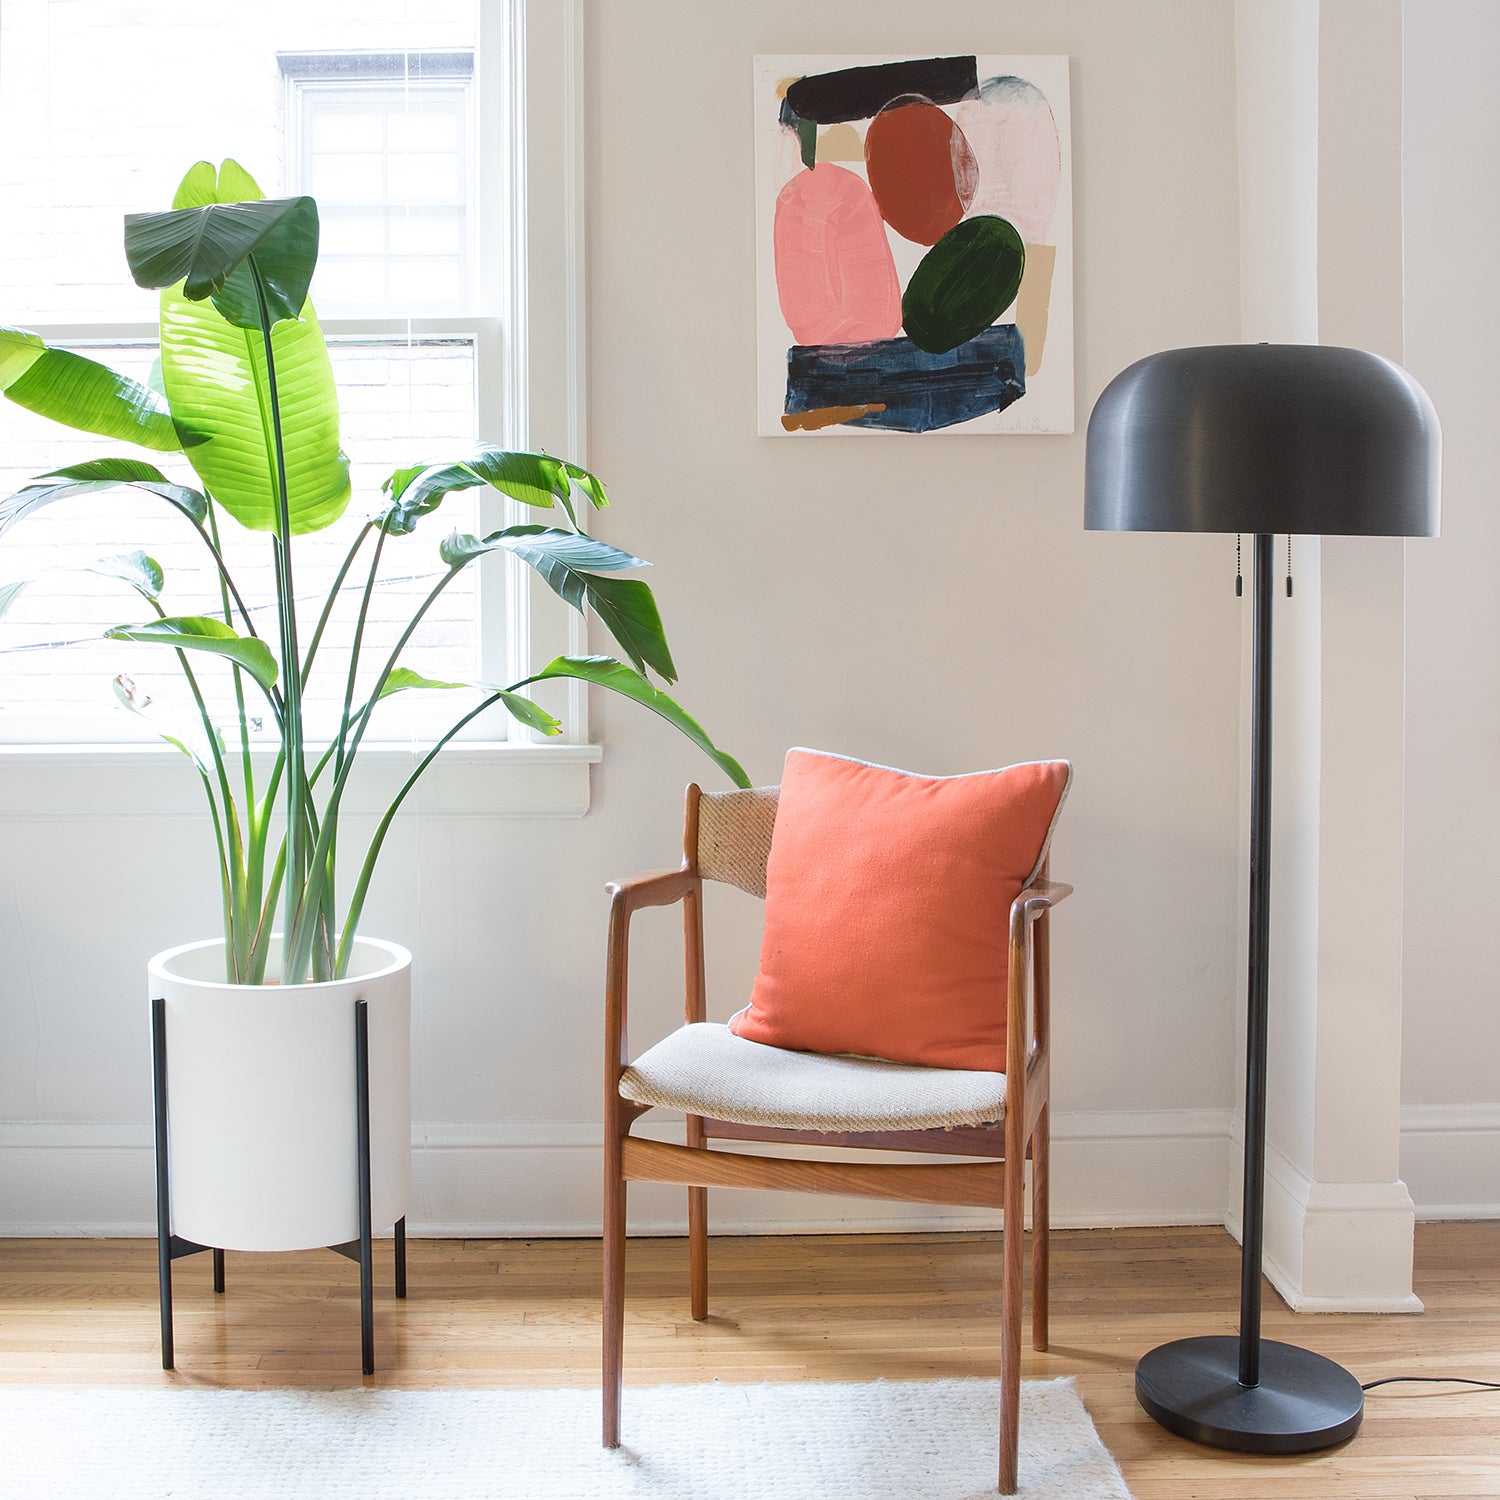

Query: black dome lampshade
<box><xmin>1082</xmin><ymin>341</ymin><xmax>1440</xmax><ymax>1460</ymax></box>
<box><xmin>1085</xmin><ymin>343</ymin><xmax>1440</xmax><ymax>537</ymax></box>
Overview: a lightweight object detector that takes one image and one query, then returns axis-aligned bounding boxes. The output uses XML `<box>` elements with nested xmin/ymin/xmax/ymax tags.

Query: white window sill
<box><xmin>0</xmin><ymin>740</ymin><xmax>602</xmax><ymax>819</ymax></box>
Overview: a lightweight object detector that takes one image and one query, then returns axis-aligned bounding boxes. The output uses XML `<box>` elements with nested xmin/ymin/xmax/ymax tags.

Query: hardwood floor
<box><xmin>1</xmin><ymin>1222</ymin><xmax>1496</xmax><ymax>1498</ymax></box>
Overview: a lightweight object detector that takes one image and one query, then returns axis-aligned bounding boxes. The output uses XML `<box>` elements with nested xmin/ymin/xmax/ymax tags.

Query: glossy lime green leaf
<box><xmin>126</xmin><ymin>195</ymin><xmax>319</xmax><ymax>330</ymax></box>
<box><xmin>376</xmin><ymin>666</ymin><xmax>469</xmax><ymax>701</ymax></box>
<box><xmin>105</xmin><ymin>615</ymin><xmax>278</xmax><ymax>692</ymax></box>
<box><xmin>522</xmin><ymin>655</ymin><xmax>749</xmax><ymax>787</ymax></box>
<box><xmin>378</xmin><ymin>447</ymin><xmax>571</xmax><ymax>535</ymax></box>
<box><xmin>160</xmin><ymin>284</ymin><xmax>349</xmax><ymax>534</ymax></box>
<box><xmin>563</xmin><ymin>461</ymin><xmax>609</xmax><ymax>511</ymax></box>
<box><xmin>1</xmin><ymin>458</ymin><xmax>206</xmax><ymax>539</ymax></box>
<box><xmin>1</xmin><ymin>332</ymin><xmax>180</xmax><ymax>453</ymax></box>
<box><xmin>0</xmin><ymin>327</ymin><xmax>46</xmax><ymax>386</ymax></box>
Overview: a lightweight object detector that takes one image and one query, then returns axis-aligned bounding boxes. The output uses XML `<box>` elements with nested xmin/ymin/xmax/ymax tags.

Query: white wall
<box><xmin>0</xmin><ymin>0</ymin><xmax>1250</xmax><ymax>1235</ymax></box>
<box><xmin>1400</xmin><ymin>0</ymin><xmax>1500</xmax><ymax>1219</ymax></box>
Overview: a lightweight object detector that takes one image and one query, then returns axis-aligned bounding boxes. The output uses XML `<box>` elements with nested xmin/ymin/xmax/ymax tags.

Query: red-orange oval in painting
<box><xmin>773</xmin><ymin>162</ymin><xmax>903</xmax><ymax>346</ymax></box>
<box><xmin>865</xmin><ymin>98</ymin><xmax>978</xmax><ymax>246</ymax></box>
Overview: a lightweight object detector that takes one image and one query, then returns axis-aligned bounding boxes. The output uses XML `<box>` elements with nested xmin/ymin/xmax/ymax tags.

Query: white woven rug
<box><xmin>0</xmin><ymin>1378</ymin><xmax>1133</xmax><ymax>1500</ymax></box>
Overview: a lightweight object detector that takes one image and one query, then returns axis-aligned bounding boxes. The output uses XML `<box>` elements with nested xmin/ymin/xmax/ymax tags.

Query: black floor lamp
<box><xmin>1084</xmin><ymin>343</ymin><xmax>1440</xmax><ymax>1453</ymax></box>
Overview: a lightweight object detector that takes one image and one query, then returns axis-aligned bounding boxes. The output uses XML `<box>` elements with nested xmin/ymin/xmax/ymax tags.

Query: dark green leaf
<box><xmin>378</xmin><ymin>446</ymin><xmax>571</xmax><ymax>535</ymax></box>
<box><xmin>105</xmin><ymin>615</ymin><xmax>278</xmax><ymax>692</ymax></box>
<box><xmin>582</xmin><ymin>573</ymin><xmax>677</xmax><ymax>680</ymax></box>
<box><xmin>125</xmin><ymin>195</ymin><xmax>320</xmax><ymax>330</ymax></box>
<box><xmin>522</xmin><ymin>656</ymin><xmax>749</xmax><ymax>787</ymax></box>
<box><xmin>1</xmin><ymin>334</ymin><xmax>180</xmax><ymax>453</ymax></box>
<box><xmin>494</xmin><ymin>690</ymin><xmax>561</xmax><ymax>736</ymax></box>
<box><xmin>439</xmin><ymin>526</ymin><xmax>647</xmax><ymax>601</ymax></box>
<box><xmin>1</xmin><ymin>458</ymin><xmax>207</xmax><ymax>539</ymax></box>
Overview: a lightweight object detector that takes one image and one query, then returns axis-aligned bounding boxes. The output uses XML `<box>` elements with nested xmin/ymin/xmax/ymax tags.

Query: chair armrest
<box><xmin>1015</xmin><ymin>878</ymin><xmax>1072</xmax><ymax>919</ymax></box>
<box><xmin>605</xmin><ymin>866</ymin><xmax>703</xmax><ymax>1087</ymax></box>
<box><xmin>606</xmin><ymin>867</ymin><xmax>699</xmax><ymax>916</ymax></box>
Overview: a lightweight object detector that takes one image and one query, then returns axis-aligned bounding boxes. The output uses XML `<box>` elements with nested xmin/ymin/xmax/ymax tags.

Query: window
<box><xmin>0</xmin><ymin>1</ymin><xmax>586</xmax><ymax>766</ymax></box>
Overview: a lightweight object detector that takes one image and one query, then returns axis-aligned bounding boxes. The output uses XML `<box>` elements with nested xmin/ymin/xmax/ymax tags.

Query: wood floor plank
<box><xmin>0</xmin><ymin>1222</ymin><xmax>1496</xmax><ymax>1498</ymax></box>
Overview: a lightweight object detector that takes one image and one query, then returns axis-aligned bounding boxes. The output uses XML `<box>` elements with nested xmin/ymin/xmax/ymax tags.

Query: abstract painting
<box><xmin>755</xmin><ymin>54</ymin><xmax>1073</xmax><ymax>436</ymax></box>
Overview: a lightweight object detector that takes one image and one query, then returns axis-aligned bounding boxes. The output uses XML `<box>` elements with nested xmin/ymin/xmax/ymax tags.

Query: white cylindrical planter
<box><xmin>148</xmin><ymin>936</ymin><xmax>411</xmax><ymax>1253</ymax></box>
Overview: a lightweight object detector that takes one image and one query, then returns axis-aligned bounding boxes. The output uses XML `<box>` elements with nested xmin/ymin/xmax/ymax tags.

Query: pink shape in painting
<box><xmin>953</xmin><ymin>76</ymin><xmax>1062</xmax><ymax>244</ymax></box>
<box><xmin>773</xmin><ymin>163</ymin><xmax>903</xmax><ymax>346</ymax></box>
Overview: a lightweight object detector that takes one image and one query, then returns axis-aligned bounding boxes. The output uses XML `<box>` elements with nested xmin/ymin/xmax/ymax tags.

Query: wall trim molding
<box><xmin>1400</xmin><ymin>1102</ymin><xmax>1500</xmax><ymax>1221</ymax></box>
<box><xmin>5</xmin><ymin>1105</ymin><xmax>1489</xmax><ymax>1243</ymax></box>
<box><xmin>0</xmin><ymin>1108</ymin><xmax>1230</xmax><ymax>1239</ymax></box>
<box><xmin>1229</xmin><ymin>1136</ymin><xmax>1423</xmax><ymax>1312</ymax></box>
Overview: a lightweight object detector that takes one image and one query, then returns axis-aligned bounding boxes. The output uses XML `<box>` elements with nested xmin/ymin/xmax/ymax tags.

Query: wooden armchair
<box><xmin>602</xmin><ymin>781</ymin><xmax>1071</xmax><ymax>1495</ymax></box>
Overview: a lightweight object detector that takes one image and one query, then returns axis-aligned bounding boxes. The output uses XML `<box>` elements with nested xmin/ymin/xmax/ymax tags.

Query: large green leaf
<box><xmin>105</xmin><ymin>615</ymin><xmax>278</xmax><ymax>692</ymax></box>
<box><xmin>0</xmin><ymin>327</ymin><xmax>46</xmax><ymax>386</ymax></box>
<box><xmin>441</xmin><ymin>525</ymin><xmax>673</xmax><ymax>679</ymax></box>
<box><xmin>125</xmin><ymin>194</ymin><xmax>319</xmax><ymax>330</ymax></box>
<box><xmin>84</xmin><ymin>551</ymin><xmax>165</xmax><ymax>602</ymax></box>
<box><xmin>373</xmin><ymin>666</ymin><xmax>561</xmax><ymax>735</ymax></box>
<box><xmin>1</xmin><ymin>458</ymin><xmax>206</xmax><ymax>539</ymax></box>
<box><xmin>0</xmin><ymin>551</ymin><xmax>163</xmax><ymax>622</ymax></box>
<box><xmin>1</xmin><ymin>329</ymin><xmax>180</xmax><ymax>453</ymax></box>
<box><xmin>378</xmin><ymin>447</ymin><xmax>573</xmax><ymax>536</ymax></box>
<box><xmin>521</xmin><ymin>656</ymin><xmax>749</xmax><ymax>787</ymax></box>
<box><xmin>155</xmin><ymin>160</ymin><xmax>349</xmax><ymax>536</ymax></box>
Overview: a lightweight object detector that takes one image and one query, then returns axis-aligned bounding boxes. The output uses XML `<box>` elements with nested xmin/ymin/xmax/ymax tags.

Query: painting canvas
<box><xmin>755</xmin><ymin>54</ymin><xmax>1073</xmax><ymax>436</ymax></box>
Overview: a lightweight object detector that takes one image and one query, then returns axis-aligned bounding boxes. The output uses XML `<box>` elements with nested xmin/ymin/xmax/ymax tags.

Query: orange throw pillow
<box><xmin>728</xmin><ymin>749</ymin><xmax>1071</xmax><ymax>1072</ymax></box>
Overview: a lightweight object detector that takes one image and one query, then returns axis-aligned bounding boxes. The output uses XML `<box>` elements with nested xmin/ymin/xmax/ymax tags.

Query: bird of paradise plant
<box><xmin>0</xmin><ymin>159</ymin><xmax>748</xmax><ymax>985</ymax></box>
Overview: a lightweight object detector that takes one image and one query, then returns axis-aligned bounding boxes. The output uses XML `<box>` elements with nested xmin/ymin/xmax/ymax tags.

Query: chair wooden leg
<box><xmin>999</xmin><ymin>1156</ymin><xmax>1025</xmax><ymax>1495</ymax></box>
<box><xmin>602</xmin><ymin>1133</ymin><xmax>627</xmax><ymax>1448</ymax></box>
<box><xmin>688</xmin><ymin>1186</ymin><xmax>709</xmax><ymax>1321</ymax></box>
<box><xmin>1032</xmin><ymin>1105</ymin><xmax>1050</xmax><ymax>1353</ymax></box>
<box><xmin>686</xmin><ymin>1114</ymin><xmax>708</xmax><ymax>1321</ymax></box>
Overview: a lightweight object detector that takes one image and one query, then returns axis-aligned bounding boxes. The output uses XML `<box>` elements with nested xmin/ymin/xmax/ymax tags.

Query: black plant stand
<box><xmin>151</xmin><ymin>994</ymin><xmax>407</xmax><ymax>1374</ymax></box>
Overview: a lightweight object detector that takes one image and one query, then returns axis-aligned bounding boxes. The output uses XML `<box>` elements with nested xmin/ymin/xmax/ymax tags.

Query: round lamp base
<box><xmin>1136</xmin><ymin>1336</ymin><xmax>1364</xmax><ymax>1454</ymax></box>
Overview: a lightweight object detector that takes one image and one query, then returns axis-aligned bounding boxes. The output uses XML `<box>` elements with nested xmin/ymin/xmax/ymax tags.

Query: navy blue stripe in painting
<box><xmin>784</xmin><ymin>325</ymin><xmax>1026</xmax><ymax>433</ymax></box>
<box><xmin>784</xmin><ymin>56</ymin><xmax>979</xmax><ymax>125</ymax></box>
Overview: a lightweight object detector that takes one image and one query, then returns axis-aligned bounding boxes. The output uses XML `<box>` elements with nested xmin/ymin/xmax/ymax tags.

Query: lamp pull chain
<box><xmin>1235</xmin><ymin>534</ymin><xmax>1243</xmax><ymax>597</ymax></box>
<box><xmin>1286</xmin><ymin>535</ymin><xmax>1294</xmax><ymax>597</ymax></box>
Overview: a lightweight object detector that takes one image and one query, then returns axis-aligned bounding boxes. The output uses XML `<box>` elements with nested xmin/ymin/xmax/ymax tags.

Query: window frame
<box><xmin>0</xmin><ymin>0</ymin><xmax>597</xmax><ymax>812</ymax></box>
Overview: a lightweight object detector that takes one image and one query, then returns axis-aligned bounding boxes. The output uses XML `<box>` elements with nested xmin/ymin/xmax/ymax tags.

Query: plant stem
<box><xmin>251</xmin><ymin>265</ymin><xmax>309</xmax><ymax>981</ymax></box>
<box><xmin>335</xmin><ymin>689</ymin><xmax>506</xmax><ymax>976</ymax></box>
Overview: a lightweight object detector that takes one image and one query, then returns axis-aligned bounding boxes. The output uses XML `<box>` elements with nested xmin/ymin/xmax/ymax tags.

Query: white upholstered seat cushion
<box><xmin>618</xmin><ymin>1022</ymin><xmax>1007</xmax><ymax>1133</ymax></box>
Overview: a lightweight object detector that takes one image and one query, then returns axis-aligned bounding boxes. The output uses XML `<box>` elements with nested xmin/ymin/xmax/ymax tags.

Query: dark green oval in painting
<box><xmin>902</xmin><ymin>216</ymin><xmax>1026</xmax><ymax>355</ymax></box>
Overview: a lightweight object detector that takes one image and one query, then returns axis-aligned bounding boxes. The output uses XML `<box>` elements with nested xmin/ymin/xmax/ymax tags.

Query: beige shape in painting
<box><xmin>1016</xmin><ymin>244</ymin><xmax>1057</xmax><ymax>376</ymax></box>
<box><xmin>816</xmin><ymin>122</ymin><xmax>865</xmax><ymax>162</ymax></box>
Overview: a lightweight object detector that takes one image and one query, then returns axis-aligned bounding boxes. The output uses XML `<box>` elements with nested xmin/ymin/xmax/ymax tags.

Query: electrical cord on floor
<box><xmin>1361</xmin><ymin>1375</ymin><xmax>1500</xmax><ymax>1392</ymax></box>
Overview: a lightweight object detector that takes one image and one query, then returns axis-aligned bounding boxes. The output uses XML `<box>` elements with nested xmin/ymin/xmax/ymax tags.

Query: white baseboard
<box><xmin>1400</xmin><ymin>1103</ymin><xmax>1500</xmax><ymax>1220</ymax></box>
<box><xmin>0</xmin><ymin>1109</ymin><xmax>1230</xmax><ymax>1238</ymax></box>
<box><xmin>1227</xmin><ymin>1136</ymin><xmax>1423</xmax><ymax>1312</ymax></box>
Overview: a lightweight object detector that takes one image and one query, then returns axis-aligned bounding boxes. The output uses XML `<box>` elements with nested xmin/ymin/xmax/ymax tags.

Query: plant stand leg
<box><xmin>151</xmin><ymin>996</ymin><xmax>174</xmax><ymax>1371</ymax></box>
<box><xmin>355</xmin><ymin>997</ymin><xmax>375</xmax><ymax>1376</ymax></box>
<box><xmin>395</xmin><ymin>1217</ymin><xmax>407</xmax><ymax>1299</ymax></box>
<box><xmin>213</xmin><ymin>1248</ymin><xmax>225</xmax><ymax>1294</ymax></box>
